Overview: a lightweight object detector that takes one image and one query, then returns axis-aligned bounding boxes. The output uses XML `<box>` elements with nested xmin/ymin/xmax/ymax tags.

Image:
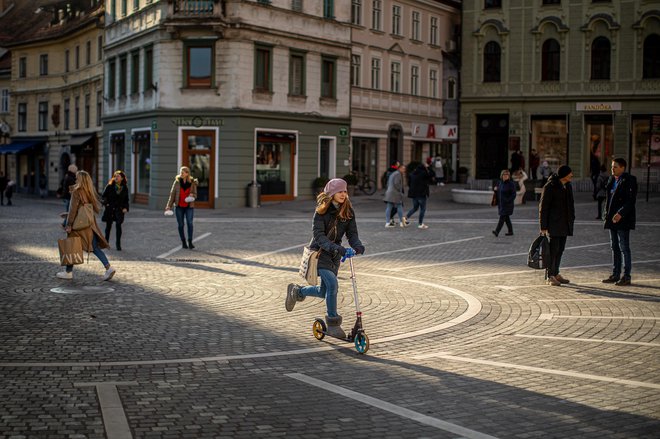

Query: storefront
<box><xmin>530</xmin><ymin>115</ymin><xmax>568</xmax><ymax>174</ymax></box>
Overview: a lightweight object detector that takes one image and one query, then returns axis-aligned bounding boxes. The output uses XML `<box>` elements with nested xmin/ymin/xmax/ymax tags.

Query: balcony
<box><xmin>171</xmin><ymin>0</ymin><xmax>220</xmax><ymax>17</ymax></box>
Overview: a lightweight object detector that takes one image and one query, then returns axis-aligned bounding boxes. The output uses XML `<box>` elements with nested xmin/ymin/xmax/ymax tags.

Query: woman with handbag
<box><xmin>492</xmin><ymin>169</ymin><xmax>516</xmax><ymax>237</ymax></box>
<box><xmin>285</xmin><ymin>178</ymin><xmax>365</xmax><ymax>338</ymax></box>
<box><xmin>102</xmin><ymin>170</ymin><xmax>129</xmax><ymax>251</ymax></box>
<box><xmin>165</xmin><ymin>166</ymin><xmax>198</xmax><ymax>249</ymax></box>
<box><xmin>57</xmin><ymin>171</ymin><xmax>115</xmax><ymax>280</ymax></box>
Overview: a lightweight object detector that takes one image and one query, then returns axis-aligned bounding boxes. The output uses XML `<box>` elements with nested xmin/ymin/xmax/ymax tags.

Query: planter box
<box><xmin>451</xmin><ymin>188</ymin><xmax>525</xmax><ymax>205</ymax></box>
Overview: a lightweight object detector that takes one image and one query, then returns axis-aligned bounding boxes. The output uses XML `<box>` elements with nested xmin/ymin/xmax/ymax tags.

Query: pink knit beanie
<box><xmin>323</xmin><ymin>178</ymin><xmax>348</xmax><ymax>197</ymax></box>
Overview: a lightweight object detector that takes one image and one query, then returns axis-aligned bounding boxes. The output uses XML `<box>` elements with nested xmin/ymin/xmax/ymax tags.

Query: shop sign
<box><xmin>171</xmin><ymin>116</ymin><xmax>224</xmax><ymax>127</ymax></box>
<box><xmin>339</xmin><ymin>126</ymin><xmax>348</xmax><ymax>137</ymax></box>
<box><xmin>412</xmin><ymin>123</ymin><xmax>458</xmax><ymax>140</ymax></box>
<box><xmin>576</xmin><ymin>102</ymin><xmax>621</xmax><ymax>112</ymax></box>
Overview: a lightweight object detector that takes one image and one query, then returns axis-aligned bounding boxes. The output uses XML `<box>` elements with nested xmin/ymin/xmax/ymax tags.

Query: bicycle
<box><xmin>354</xmin><ymin>171</ymin><xmax>377</xmax><ymax>195</ymax></box>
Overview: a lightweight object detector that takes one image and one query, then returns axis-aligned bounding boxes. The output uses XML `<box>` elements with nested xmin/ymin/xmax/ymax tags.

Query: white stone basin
<box><xmin>451</xmin><ymin>188</ymin><xmax>525</xmax><ymax>205</ymax></box>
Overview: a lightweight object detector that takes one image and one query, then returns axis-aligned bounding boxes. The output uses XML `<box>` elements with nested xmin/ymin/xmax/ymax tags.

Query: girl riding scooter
<box><xmin>285</xmin><ymin>178</ymin><xmax>365</xmax><ymax>338</ymax></box>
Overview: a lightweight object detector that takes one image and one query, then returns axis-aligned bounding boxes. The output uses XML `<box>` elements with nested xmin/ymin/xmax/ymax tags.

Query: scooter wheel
<box><xmin>312</xmin><ymin>319</ymin><xmax>326</xmax><ymax>340</ymax></box>
<box><xmin>354</xmin><ymin>332</ymin><xmax>369</xmax><ymax>354</ymax></box>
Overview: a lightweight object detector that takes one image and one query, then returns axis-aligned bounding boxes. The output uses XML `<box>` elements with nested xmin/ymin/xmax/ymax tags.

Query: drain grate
<box><xmin>50</xmin><ymin>286</ymin><xmax>115</xmax><ymax>294</ymax></box>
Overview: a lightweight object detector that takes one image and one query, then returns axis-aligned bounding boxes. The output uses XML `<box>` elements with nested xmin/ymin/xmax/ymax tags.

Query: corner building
<box><xmin>103</xmin><ymin>0</ymin><xmax>351</xmax><ymax>209</ymax></box>
<box><xmin>460</xmin><ymin>0</ymin><xmax>660</xmax><ymax>187</ymax></box>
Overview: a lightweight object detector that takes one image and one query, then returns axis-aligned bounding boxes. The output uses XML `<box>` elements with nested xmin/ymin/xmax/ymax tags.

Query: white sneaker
<box><xmin>385</xmin><ymin>222</ymin><xmax>395</xmax><ymax>228</ymax></box>
<box><xmin>440</xmin><ymin>182</ymin><xmax>445</xmax><ymax>186</ymax></box>
<box><xmin>56</xmin><ymin>271</ymin><xmax>73</xmax><ymax>279</ymax></box>
<box><xmin>103</xmin><ymin>267</ymin><xmax>116</xmax><ymax>281</ymax></box>
<box><xmin>418</xmin><ymin>224</ymin><xmax>429</xmax><ymax>229</ymax></box>
<box><xmin>399</xmin><ymin>222</ymin><xmax>408</xmax><ymax>228</ymax></box>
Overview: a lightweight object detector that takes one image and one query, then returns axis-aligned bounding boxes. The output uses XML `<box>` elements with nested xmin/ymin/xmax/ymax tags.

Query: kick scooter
<box><xmin>312</xmin><ymin>257</ymin><xmax>369</xmax><ymax>354</ymax></box>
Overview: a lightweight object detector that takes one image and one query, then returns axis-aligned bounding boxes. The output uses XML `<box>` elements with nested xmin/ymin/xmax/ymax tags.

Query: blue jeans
<box><xmin>175</xmin><ymin>206</ymin><xmax>194</xmax><ymax>242</ymax></box>
<box><xmin>405</xmin><ymin>197</ymin><xmax>427</xmax><ymax>224</ymax></box>
<box><xmin>62</xmin><ymin>199</ymin><xmax>70</xmax><ymax>227</ymax></box>
<box><xmin>66</xmin><ymin>234</ymin><xmax>109</xmax><ymax>272</ymax></box>
<box><xmin>385</xmin><ymin>202</ymin><xmax>403</xmax><ymax>223</ymax></box>
<box><xmin>299</xmin><ymin>268</ymin><xmax>339</xmax><ymax>318</ymax></box>
<box><xmin>609</xmin><ymin>229</ymin><xmax>631</xmax><ymax>278</ymax></box>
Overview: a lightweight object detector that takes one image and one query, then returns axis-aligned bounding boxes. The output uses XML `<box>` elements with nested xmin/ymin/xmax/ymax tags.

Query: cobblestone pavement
<box><xmin>1</xmin><ymin>187</ymin><xmax>659</xmax><ymax>438</ymax></box>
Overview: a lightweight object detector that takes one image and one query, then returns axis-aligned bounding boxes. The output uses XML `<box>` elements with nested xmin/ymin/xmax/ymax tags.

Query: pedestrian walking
<box><xmin>510</xmin><ymin>150</ymin><xmax>521</xmax><ymax>173</ymax></box>
<box><xmin>512</xmin><ymin>168</ymin><xmax>528</xmax><ymax>204</ymax></box>
<box><xmin>383</xmin><ymin>160</ymin><xmax>400</xmax><ymax>225</ymax></box>
<box><xmin>384</xmin><ymin>164</ymin><xmax>408</xmax><ymax>228</ymax></box>
<box><xmin>165</xmin><ymin>166</ymin><xmax>198</xmax><ymax>249</ymax></box>
<box><xmin>102</xmin><ymin>170</ymin><xmax>130</xmax><ymax>251</ymax></box>
<box><xmin>285</xmin><ymin>178</ymin><xmax>365</xmax><ymax>338</ymax></box>
<box><xmin>539</xmin><ymin>160</ymin><xmax>552</xmax><ymax>184</ymax></box>
<box><xmin>492</xmin><ymin>169</ymin><xmax>516</xmax><ymax>237</ymax></box>
<box><xmin>529</xmin><ymin>148</ymin><xmax>540</xmax><ymax>180</ymax></box>
<box><xmin>595</xmin><ymin>164</ymin><xmax>609</xmax><ymax>220</ymax></box>
<box><xmin>602</xmin><ymin>158</ymin><xmax>637</xmax><ymax>286</ymax></box>
<box><xmin>433</xmin><ymin>155</ymin><xmax>445</xmax><ymax>186</ymax></box>
<box><xmin>0</xmin><ymin>172</ymin><xmax>7</xmax><ymax>205</ymax></box>
<box><xmin>404</xmin><ymin>162</ymin><xmax>434</xmax><ymax>229</ymax></box>
<box><xmin>39</xmin><ymin>172</ymin><xmax>48</xmax><ymax>198</ymax></box>
<box><xmin>60</xmin><ymin>165</ymin><xmax>78</xmax><ymax>226</ymax></box>
<box><xmin>56</xmin><ymin>170</ymin><xmax>115</xmax><ymax>281</ymax></box>
<box><xmin>539</xmin><ymin>165</ymin><xmax>575</xmax><ymax>286</ymax></box>
<box><xmin>4</xmin><ymin>179</ymin><xmax>15</xmax><ymax>205</ymax></box>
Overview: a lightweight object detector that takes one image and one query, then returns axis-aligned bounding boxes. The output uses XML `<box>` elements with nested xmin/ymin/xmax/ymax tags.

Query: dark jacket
<box><xmin>101</xmin><ymin>183</ymin><xmax>130</xmax><ymax>223</ymax></box>
<box><xmin>61</xmin><ymin>172</ymin><xmax>77</xmax><ymax>201</ymax></box>
<box><xmin>310</xmin><ymin>204</ymin><xmax>365</xmax><ymax>275</ymax></box>
<box><xmin>539</xmin><ymin>174</ymin><xmax>575</xmax><ymax>237</ymax></box>
<box><xmin>497</xmin><ymin>179</ymin><xmax>516</xmax><ymax>216</ymax></box>
<box><xmin>595</xmin><ymin>171</ymin><xmax>609</xmax><ymax>199</ymax></box>
<box><xmin>0</xmin><ymin>175</ymin><xmax>7</xmax><ymax>192</ymax></box>
<box><xmin>604</xmin><ymin>172</ymin><xmax>637</xmax><ymax>230</ymax></box>
<box><xmin>407</xmin><ymin>165</ymin><xmax>433</xmax><ymax>199</ymax></box>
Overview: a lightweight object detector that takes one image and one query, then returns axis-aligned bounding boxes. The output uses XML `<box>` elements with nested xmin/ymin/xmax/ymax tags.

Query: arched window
<box><xmin>643</xmin><ymin>34</ymin><xmax>660</xmax><ymax>79</ymax></box>
<box><xmin>541</xmin><ymin>38</ymin><xmax>560</xmax><ymax>81</ymax></box>
<box><xmin>483</xmin><ymin>41</ymin><xmax>501</xmax><ymax>82</ymax></box>
<box><xmin>591</xmin><ymin>37</ymin><xmax>610</xmax><ymax>80</ymax></box>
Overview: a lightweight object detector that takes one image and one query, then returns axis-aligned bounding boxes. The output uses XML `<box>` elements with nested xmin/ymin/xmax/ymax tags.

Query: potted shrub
<box><xmin>312</xmin><ymin>176</ymin><xmax>330</xmax><ymax>196</ymax></box>
<box><xmin>342</xmin><ymin>173</ymin><xmax>358</xmax><ymax>197</ymax></box>
<box><xmin>457</xmin><ymin>166</ymin><xmax>469</xmax><ymax>184</ymax></box>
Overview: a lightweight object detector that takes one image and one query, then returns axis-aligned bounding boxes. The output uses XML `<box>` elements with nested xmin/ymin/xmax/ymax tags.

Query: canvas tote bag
<box><xmin>299</xmin><ymin>244</ymin><xmax>320</xmax><ymax>286</ymax></box>
<box><xmin>72</xmin><ymin>201</ymin><xmax>95</xmax><ymax>231</ymax></box>
<box><xmin>58</xmin><ymin>236</ymin><xmax>84</xmax><ymax>266</ymax></box>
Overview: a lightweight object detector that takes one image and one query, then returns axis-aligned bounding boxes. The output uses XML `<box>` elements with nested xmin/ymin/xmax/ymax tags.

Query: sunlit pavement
<box><xmin>1</xmin><ymin>187</ymin><xmax>659</xmax><ymax>438</ymax></box>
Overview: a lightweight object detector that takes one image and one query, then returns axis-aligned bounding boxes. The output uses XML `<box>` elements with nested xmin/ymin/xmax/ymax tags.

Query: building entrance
<box><xmin>476</xmin><ymin>114</ymin><xmax>509</xmax><ymax>179</ymax></box>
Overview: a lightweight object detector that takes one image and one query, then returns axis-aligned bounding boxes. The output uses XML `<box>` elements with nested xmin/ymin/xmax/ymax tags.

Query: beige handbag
<box><xmin>299</xmin><ymin>244</ymin><xmax>320</xmax><ymax>286</ymax></box>
<box><xmin>58</xmin><ymin>236</ymin><xmax>84</xmax><ymax>266</ymax></box>
<box><xmin>72</xmin><ymin>202</ymin><xmax>95</xmax><ymax>231</ymax></box>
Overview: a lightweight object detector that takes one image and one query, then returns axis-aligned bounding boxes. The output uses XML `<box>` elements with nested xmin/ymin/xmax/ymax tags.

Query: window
<box><xmin>371</xmin><ymin>58</ymin><xmax>381</xmax><ymax>89</ymax></box>
<box><xmin>323</xmin><ymin>0</ymin><xmax>334</xmax><ymax>19</ymax></box>
<box><xmin>289</xmin><ymin>52</ymin><xmax>305</xmax><ymax>96</ymax></box>
<box><xmin>144</xmin><ymin>47</ymin><xmax>154</xmax><ymax>90</ymax></box>
<box><xmin>110</xmin><ymin>0</ymin><xmax>116</xmax><ymax>19</ymax></box>
<box><xmin>351</xmin><ymin>54</ymin><xmax>361</xmax><ymax>87</ymax></box>
<box><xmin>64</xmin><ymin>99</ymin><xmax>70</xmax><ymax>130</ymax></box>
<box><xmin>65</xmin><ymin>49</ymin><xmax>70</xmax><ymax>72</ymax></box>
<box><xmin>292</xmin><ymin>0</ymin><xmax>302</xmax><ymax>12</ymax></box>
<box><xmin>390</xmin><ymin>61</ymin><xmax>400</xmax><ymax>92</ymax></box>
<box><xmin>372</xmin><ymin>0</ymin><xmax>381</xmax><ymax>30</ymax></box>
<box><xmin>485</xmin><ymin>0</ymin><xmax>501</xmax><ymax>8</ymax></box>
<box><xmin>134</xmin><ymin>131</ymin><xmax>151</xmax><ymax>194</ymax></box>
<box><xmin>108</xmin><ymin>59</ymin><xmax>116</xmax><ymax>99</ymax></box>
<box><xmin>412</xmin><ymin>11</ymin><xmax>420</xmax><ymax>41</ymax></box>
<box><xmin>542</xmin><ymin>38</ymin><xmax>560</xmax><ymax>81</ymax></box>
<box><xmin>0</xmin><ymin>89</ymin><xmax>8</xmax><ymax>113</ymax></box>
<box><xmin>255</xmin><ymin>45</ymin><xmax>272</xmax><ymax>91</ymax></box>
<box><xmin>98</xmin><ymin>35</ymin><xmax>103</xmax><ymax>61</ymax></box>
<box><xmin>430</xmin><ymin>17</ymin><xmax>438</xmax><ymax>45</ymax></box>
<box><xmin>18</xmin><ymin>103</ymin><xmax>27</xmax><ymax>132</ymax></box>
<box><xmin>321</xmin><ymin>57</ymin><xmax>336</xmax><ymax>98</ymax></box>
<box><xmin>131</xmin><ymin>51</ymin><xmax>140</xmax><ymax>94</ymax></box>
<box><xmin>643</xmin><ymin>34</ymin><xmax>660</xmax><ymax>79</ymax></box>
<box><xmin>591</xmin><ymin>37</ymin><xmax>610</xmax><ymax>80</ymax></box>
<box><xmin>351</xmin><ymin>0</ymin><xmax>361</xmax><ymax>25</ymax></box>
<box><xmin>542</xmin><ymin>0</ymin><xmax>560</xmax><ymax>4</ymax></box>
<box><xmin>186</xmin><ymin>45</ymin><xmax>212</xmax><ymax>88</ymax></box>
<box><xmin>86</xmin><ymin>41</ymin><xmax>91</xmax><ymax>65</ymax></box>
<box><xmin>392</xmin><ymin>5</ymin><xmax>401</xmax><ymax>35</ymax></box>
<box><xmin>119</xmin><ymin>55</ymin><xmax>127</xmax><ymax>95</ymax></box>
<box><xmin>410</xmin><ymin>65</ymin><xmax>419</xmax><ymax>95</ymax></box>
<box><xmin>133</xmin><ymin>0</ymin><xmax>139</xmax><ymax>10</ymax></box>
<box><xmin>447</xmin><ymin>77</ymin><xmax>456</xmax><ymax>100</ymax></box>
<box><xmin>74</xmin><ymin>96</ymin><xmax>80</xmax><ymax>129</ymax></box>
<box><xmin>430</xmin><ymin>69</ymin><xmax>437</xmax><ymax>98</ymax></box>
<box><xmin>38</xmin><ymin>101</ymin><xmax>48</xmax><ymax>131</ymax></box>
<box><xmin>96</xmin><ymin>91</ymin><xmax>102</xmax><ymax>126</ymax></box>
<box><xmin>75</xmin><ymin>45</ymin><xmax>80</xmax><ymax>69</ymax></box>
<box><xmin>483</xmin><ymin>41</ymin><xmax>501</xmax><ymax>82</ymax></box>
<box><xmin>40</xmin><ymin>54</ymin><xmax>48</xmax><ymax>76</ymax></box>
<box><xmin>121</xmin><ymin>0</ymin><xmax>127</xmax><ymax>16</ymax></box>
<box><xmin>84</xmin><ymin>94</ymin><xmax>90</xmax><ymax>128</ymax></box>
<box><xmin>19</xmin><ymin>57</ymin><xmax>27</xmax><ymax>78</ymax></box>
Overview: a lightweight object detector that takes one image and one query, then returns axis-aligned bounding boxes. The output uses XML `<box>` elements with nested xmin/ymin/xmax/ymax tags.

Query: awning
<box><xmin>65</xmin><ymin>134</ymin><xmax>94</xmax><ymax>147</ymax></box>
<box><xmin>0</xmin><ymin>140</ymin><xmax>44</xmax><ymax>154</ymax></box>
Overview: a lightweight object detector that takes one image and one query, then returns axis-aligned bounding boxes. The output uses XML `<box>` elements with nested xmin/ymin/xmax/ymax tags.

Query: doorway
<box><xmin>256</xmin><ymin>131</ymin><xmax>296</xmax><ymax>201</ymax></box>
<box><xmin>182</xmin><ymin>129</ymin><xmax>215</xmax><ymax>208</ymax></box>
<box><xmin>585</xmin><ymin>114</ymin><xmax>613</xmax><ymax>178</ymax></box>
<box><xmin>476</xmin><ymin>114</ymin><xmax>509</xmax><ymax>179</ymax></box>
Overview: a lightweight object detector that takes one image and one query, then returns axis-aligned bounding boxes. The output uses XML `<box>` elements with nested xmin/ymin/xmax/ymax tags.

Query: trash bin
<box><xmin>247</xmin><ymin>181</ymin><xmax>261</xmax><ymax>208</ymax></box>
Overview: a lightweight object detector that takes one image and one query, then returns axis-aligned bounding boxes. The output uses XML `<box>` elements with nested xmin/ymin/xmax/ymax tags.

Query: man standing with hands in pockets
<box><xmin>602</xmin><ymin>158</ymin><xmax>637</xmax><ymax>286</ymax></box>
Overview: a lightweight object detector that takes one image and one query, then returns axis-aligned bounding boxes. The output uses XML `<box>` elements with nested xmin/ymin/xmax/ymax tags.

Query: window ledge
<box><xmin>320</xmin><ymin>97</ymin><xmax>337</xmax><ymax>106</ymax></box>
<box><xmin>180</xmin><ymin>87</ymin><xmax>219</xmax><ymax>92</ymax></box>
<box><xmin>287</xmin><ymin>94</ymin><xmax>307</xmax><ymax>102</ymax></box>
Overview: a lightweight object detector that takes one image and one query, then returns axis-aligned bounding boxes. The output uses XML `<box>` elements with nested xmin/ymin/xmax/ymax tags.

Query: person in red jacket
<box><xmin>165</xmin><ymin>166</ymin><xmax>198</xmax><ymax>249</ymax></box>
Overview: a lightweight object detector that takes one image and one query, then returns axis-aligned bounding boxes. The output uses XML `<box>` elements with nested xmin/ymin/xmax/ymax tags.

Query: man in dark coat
<box><xmin>404</xmin><ymin>163</ymin><xmax>434</xmax><ymax>228</ymax></box>
<box><xmin>602</xmin><ymin>158</ymin><xmax>637</xmax><ymax>286</ymax></box>
<box><xmin>0</xmin><ymin>172</ymin><xmax>7</xmax><ymax>205</ymax></box>
<box><xmin>539</xmin><ymin>165</ymin><xmax>575</xmax><ymax>286</ymax></box>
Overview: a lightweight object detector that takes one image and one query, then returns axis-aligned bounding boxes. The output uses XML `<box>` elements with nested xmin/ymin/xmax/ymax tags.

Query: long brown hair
<box><xmin>315</xmin><ymin>192</ymin><xmax>353</xmax><ymax>220</ymax></box>
<box><xmin>107</xmin><ymin>170</ymin><xmax>128</xmax><ymax>187</ymax></box>
<box><xmin>73</xmin><ymin>170</ymin><xmax>101</xmax><ymax>213</ymax></box>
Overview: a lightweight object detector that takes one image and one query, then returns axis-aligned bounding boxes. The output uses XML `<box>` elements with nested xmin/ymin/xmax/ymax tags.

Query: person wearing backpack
<box><xmin>492</xmin><ymin>169</ymin><xmax>516</xmax><ymax>237</ymax></box>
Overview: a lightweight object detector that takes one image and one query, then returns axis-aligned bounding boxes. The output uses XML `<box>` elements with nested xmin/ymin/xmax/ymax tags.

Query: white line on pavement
<box><xmin>359</xmin><ymin>236</ymin><xmax>483</xmax><ymax>259</ymax></box>
<box><xmin>156</xmin><ymin>232</ymin><xmax>212</xmax><ymax>259</ymax></box>
<box><xmin>285</xmin><ymin>373</ymin><xmax>499</xmax><ymax>439</ymax></box>
<box><xmin>513</xmin><ymin>333</ymin><xmax>660</xmax><ymax>347</ymax></box>
<box><xmin>74</xmin><ymin>382</ymin><xmax>137</xmax><ymax>439</ymax></box>
<box><xmin>241</xmin><ymin>243</ymin><xmax>306</xmax><ymax>260</ymax></box>
<box><xmin>412</xmin><ymin>353</ymin><xmax>660</xmax><ymax>390</ymax></box>
<box><xmin>552</xmin><ymin>315</ymin><xmax>660</xmax><ymax>320</ymax></box>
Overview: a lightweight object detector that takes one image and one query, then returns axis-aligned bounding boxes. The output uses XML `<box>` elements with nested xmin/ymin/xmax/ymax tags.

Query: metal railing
<box><xmin>173</xmin><ymin>0</ymin><xmax>215</xmax><ymax>16</ymax></box>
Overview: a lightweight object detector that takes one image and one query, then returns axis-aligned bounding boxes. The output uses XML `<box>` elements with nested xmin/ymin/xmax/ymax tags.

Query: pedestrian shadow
<box><xmin>159</xmin><ymin>260</ymin><xmax>248</xmax><ymax>277</ymax></box>
<box><xmin>572</xmin><ymin>285</ymin><xmax>660</xmax><ymax>302</ymax></box>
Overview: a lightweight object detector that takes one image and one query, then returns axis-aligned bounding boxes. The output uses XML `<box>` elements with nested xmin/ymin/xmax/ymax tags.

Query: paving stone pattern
<box><xmin>0</xmin><ymin>188</ymin><xmax>659</xmax><ymax>438</ymax></box>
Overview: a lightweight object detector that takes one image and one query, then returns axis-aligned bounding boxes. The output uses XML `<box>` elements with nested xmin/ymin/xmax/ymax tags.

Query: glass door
<box><xmin>256</xmin><ymin>131</ymin><xmax>296</xmax><ymax>201</ymax></box>
<box><xmin>182</xmin><ymin>130</ymin><xmax>215</xmax><ymax>208</ymax></box>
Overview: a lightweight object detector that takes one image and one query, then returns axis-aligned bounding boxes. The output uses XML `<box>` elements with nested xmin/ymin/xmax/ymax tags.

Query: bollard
<box><xmin>247</xmin><ymin>181</ymin><xmax>261</xmax><ymax>207</ymax></box>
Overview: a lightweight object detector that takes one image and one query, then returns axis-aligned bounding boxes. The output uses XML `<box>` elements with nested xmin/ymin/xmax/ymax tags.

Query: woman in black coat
<box><xmin>404</xmin><ymin>163</ymin><xmax>434</xmax><ymax>229</ymax></box>
<box><xmin>285</xmin><ymin>178</ymin><xmax>365</xmax><ymax>339</ymax></box>
<box><xmin>102</xmin><ymin>170</ymin><xmax>129</xmax><ymax>250</ymax></box>
<box><xmin>492</xmin><ymin>169</ymin><xmax>516</xmax><ymax>237</ymax></box>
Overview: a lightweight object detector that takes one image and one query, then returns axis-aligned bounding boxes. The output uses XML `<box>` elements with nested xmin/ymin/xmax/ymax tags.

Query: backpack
<box><xmin>527</xmin><ymin>234</ymin><xmax>550</xmax><ymax>269</ymax></box>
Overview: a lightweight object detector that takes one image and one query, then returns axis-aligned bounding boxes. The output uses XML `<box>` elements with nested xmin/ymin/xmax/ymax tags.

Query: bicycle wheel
<box><xmin>362</xmin><ymin>179</ymin><xmax>377</xmax><ymax>195</ymax></box>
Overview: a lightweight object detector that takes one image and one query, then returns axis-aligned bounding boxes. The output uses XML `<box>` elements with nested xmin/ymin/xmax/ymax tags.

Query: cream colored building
<box><xmin>350</xmin><ymin>0</ymin><xmax>461</xmax><ymax>186</ymax></box>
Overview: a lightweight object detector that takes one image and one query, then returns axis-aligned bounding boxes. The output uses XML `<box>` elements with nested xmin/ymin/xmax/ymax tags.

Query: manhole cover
<box><xmin>50</xmin><ymin>286</ymin><xmax>115</xmax><ymax>294</ymax></box>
